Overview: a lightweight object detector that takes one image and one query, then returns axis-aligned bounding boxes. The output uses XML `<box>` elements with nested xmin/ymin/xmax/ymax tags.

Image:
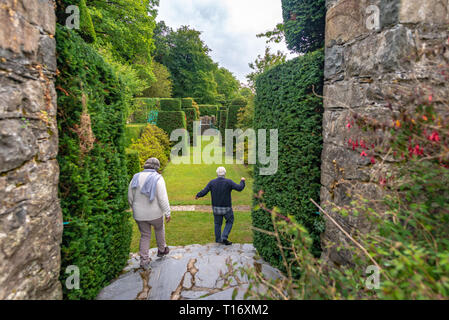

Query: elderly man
<box><xmin>195</xmin><ymin>167</ymin><xmax>245</xmax><ymax>245</ymax></box>
<box><xmin>128</xmin><ymin>158</ymin><xmax>171</xmax><ymax>269</ymax></box>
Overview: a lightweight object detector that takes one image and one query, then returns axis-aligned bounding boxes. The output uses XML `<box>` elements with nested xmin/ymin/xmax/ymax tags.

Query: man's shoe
<box><xmin>222</xmin><ymin>239</ymin><xmax>232</xmax><ymax>246</ymax></box>
<box><xmin>157</xmin><ymin>247</ymin><xmax>170</xmax><ymax>257</ymax></box>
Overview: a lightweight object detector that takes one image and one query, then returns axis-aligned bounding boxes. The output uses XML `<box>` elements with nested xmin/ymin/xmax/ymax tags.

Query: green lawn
<box><xmin>130</xmin><ymin>211</ymin><xmax>253</xmax><ymax>252</ymax></box>
<box><xmin>163</xmin><ymin>144</ymin><xmax>254</xmax><ymax>205</ymax></box>
<box><xmin>129</xmin><ymin>141</ymin><xmax>254</xmax><ymax>252</ymax></box>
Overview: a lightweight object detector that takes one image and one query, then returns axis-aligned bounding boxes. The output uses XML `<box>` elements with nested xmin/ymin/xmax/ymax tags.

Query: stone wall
<box><xmin>0</xmin><ymin>0</ymin><xmax>62</xmax><ymax>299</ymax></box>
<box><xmin>321</xmin><ymin>0</ymin><xmax>449</xmax><ymax>266</ymax></box>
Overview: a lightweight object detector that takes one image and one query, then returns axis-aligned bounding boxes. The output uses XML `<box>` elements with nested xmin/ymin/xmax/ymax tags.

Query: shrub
<box><xmin>159</xmin><ymin>98</ymin><xmax>181</xmax><ymax>111</ymax></box>
<box><xmin>185</xmin><ymin>108</ymin><xmax>199</xmax><ymax>144</ymax></box>
<box><xmin>226</xmin><ymin>105</ymin><xmax>241</xmax><ymax>130</ymax></box>
<box><xmin>231</xmin><ymin>96</ymin><xmax>248</xmax><ymax>107</ymax></box>
<box><xmin>124</xmin><ymin>124</ymin><xmax>146</xmax><ymax>147</ymax></box>
<box><xmin>219</xmin><ymin>109</ymin><xmax>228</xmax><ymax>140</ymax></box>
<box><xmin>125</xmin><ymin>149</ymin><xmax>141</xmax><ymax>182</ymax></box>
<box><xmin>56</xmin><ymin>0</ymin><xmax>96</xmax><ymax>43</ymax></box>
<box><xmin>281</xmin><ymin>0</ymin><xmax>326</xmax><ymax>54</ymax></box>
<box><xmin>181</xmin><ymin>98</ymin><xmax>194</xmax><ymax>109</ymax></box>
<box><xmin>129</xmin><ymin>98</ymin><xmax>159</xmax><ymax>124</ymax></box>
<box><xmin>252</xmin><ymin>49</ymin><xmax>325</xmax><ymax>272</ymax></box>
<box><xmin>198</xmin><ymin>105</ymin><xmax>219</xmax><ymax>117</ymax></box>
<box><xmin>156</xmin><ymin>111</ymin><xmax>187</xmax><ymax>137</ymax></box>
<box><xmin>56</xmin><ymin>26</ymin><xmax>131</xmax><ymax>299</ymax></box>
<box><xmin>129</xmin><ymin>124</ymin><xmax>170</xmax><ymax>170</ymax></box>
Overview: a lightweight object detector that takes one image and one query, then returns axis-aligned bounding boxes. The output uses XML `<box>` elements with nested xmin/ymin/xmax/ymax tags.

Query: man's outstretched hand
<box><xmin>195</xmin><ymin>196</ymin><xmax>199</xmax><ymax>200</ymax></box>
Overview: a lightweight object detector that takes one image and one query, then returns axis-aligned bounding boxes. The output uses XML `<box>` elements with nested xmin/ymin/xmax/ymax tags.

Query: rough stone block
<box><xmin>399</xmin><ymin>0</ymin><xmax>449</xmax><ymax>25</ymax></box>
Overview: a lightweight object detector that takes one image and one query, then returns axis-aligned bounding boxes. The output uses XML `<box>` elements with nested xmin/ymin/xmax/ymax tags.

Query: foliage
<box><xmin>226</xmin><ymin>105</ymin><xmax>242</xmax><ymax>130</ymax></box>
<box><xmin>154</xmin><ymin>23</ymin><xmax>218</xmax><ymax>103</ymax></box>
<box><xmin>88</xmin><ymin>0</ymin><xmax>158</xmax><ymax>87</ymax></box>
<box><xmin>247</xmin><ymin>47</ymin><xmax>287</xmax><ymax>89</ymax></box>
<box><xmin>281</xmin><ymin>0</ymin><xmax>326</xmax><ymax>54</ymax></box>
<box><xmin>237</xmin><ymin>94</ymin><xmax>255</xmax><ymax>130</ymax></box>
<box><xmin>142</xmin><ymin>61</ymin><xmax>173</xmax><ymax>98</ymax></box>
<box><xmin>214</xmin><ymin>67</ymin><xmax>241</xmax><ymax>101</ymax></box>
<box><xmin>181</xmin><ymin>98</ymin><xmax>193</xmax><ymax>109</ymax></box>
<box><xmin>124</xmin><ymin>124</ymin><xmax>146</xmax><ymax>147</ymax></box>
<box><xmin>125</xmin><ymin>149</ymin><xmax>141</xmax><ymax>182</ymax></box>
<box><xmin>159</xmin><ymin>98</ymin><xmax>182</xmax><ymax>111</ymax></box>
<box><xmin>231</xmin><ymin>96</ymin><xmax>248</xmax><ymax>107</ymax></box>
<box><xmin>156</xmin><ymin>111</ymin><xmax>187</xmax><ymax>137</ymax></box>
<box><xmin>244</xmin><ymin>43</ymin><xmax>449</xmax><ymax>300</ymax></box>
<box><xmin>257</xmin><ymin>23</ymin><xmax>285</xmax><ymax>45</ymax></box>
<box><xmin>252</xmin><ymin>50</ymin><xmax>325</xmax><ymax>272</ymax></box>
<box><xmin>128</xmin><ymin>98</ymin><xmax>159</xmax><ymax>123</ymax></box>
<box><xmin>219</xmin><ymin>109</ymin><xmax>228</xmax><ymax>140</ymax></box>
<box><xmin>185</xmin><ymin>108</ymin><xmax>199</xmax><ymax>145</ymax></box>
<box><xmin>56</xmin><ymin>26</ymin><xmax>132</xmax><ymax>299</ymax></box>
<box><xmin>129</xmin><ymin>124</ymin><xmax>170</xmax><ymax>170</ymax></box>
<box><xmin>198</xmin><ymin>105</ymin><xmax>219</xmax><ymax>118</ymax></box>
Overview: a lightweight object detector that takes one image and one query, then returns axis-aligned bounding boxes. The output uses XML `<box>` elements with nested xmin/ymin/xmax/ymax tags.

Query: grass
<box><xmin>163</xmin><ymin>143</ymin><xmax>254</xmax><ymax>205</ymax></box>
<box><xmin>130</xmin><ymin>211</ymin><xmax>253</xmax><ymax>252</ymax></box>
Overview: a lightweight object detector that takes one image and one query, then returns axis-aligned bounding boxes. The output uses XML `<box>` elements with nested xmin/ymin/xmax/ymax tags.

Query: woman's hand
<box><xmin>165</xmin><ymin>215</ymin><xmax>171</xmax><ymax>223</ymax></box>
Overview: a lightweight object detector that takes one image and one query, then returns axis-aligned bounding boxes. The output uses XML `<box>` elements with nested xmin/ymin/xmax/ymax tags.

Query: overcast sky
<box><xmin>156</xmin><ymin>0</ymin><xmax>296</xmax><ymax>84</ymax></box>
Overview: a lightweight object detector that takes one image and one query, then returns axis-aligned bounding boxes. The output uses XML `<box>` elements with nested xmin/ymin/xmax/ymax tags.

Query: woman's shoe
<box><xmin>157</xmin><ymin>247</ymin><xmax>170</xmax><ymax>257</ymax></box>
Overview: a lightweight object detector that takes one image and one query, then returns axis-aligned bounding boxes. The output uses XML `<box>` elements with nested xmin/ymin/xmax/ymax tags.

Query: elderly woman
<box><xmin>128</xmin><ymin>158</ymin><xmax>171</xmax><ymax>269</ymax></box>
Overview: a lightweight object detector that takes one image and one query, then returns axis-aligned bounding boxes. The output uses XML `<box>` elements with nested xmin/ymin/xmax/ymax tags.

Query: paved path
<box><xmin>96</xmin><ymin>243</ymin><xmax>281</xmax><ymax>300</ymax></box>
<box><xmin>171</xmin><ymin>205</ymin><xmax>251</xmax><ymax>212</ymax></box>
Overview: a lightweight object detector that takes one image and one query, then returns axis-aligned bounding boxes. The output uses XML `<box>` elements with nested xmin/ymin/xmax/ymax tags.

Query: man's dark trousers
<box><xmin>213</xmin><ymin>207</ymin><xmax>234</xmax><ymax>242</ymax></box>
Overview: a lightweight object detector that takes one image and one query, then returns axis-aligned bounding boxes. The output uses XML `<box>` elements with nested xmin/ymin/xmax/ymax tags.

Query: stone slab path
<box><xmin>96</xmin><ymin>243</ymin><xmax>281</xmax><ymax>300</ymax></box>
<box><xmin>171</xmin><ymin>205</ymin><xmax>251</xmax><ymax>212</ymax></box>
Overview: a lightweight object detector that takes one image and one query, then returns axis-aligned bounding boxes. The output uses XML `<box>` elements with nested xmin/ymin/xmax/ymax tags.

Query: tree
<box><xmin>89</xmin><ymin>0</ymin><xmax>159</xmax><ymax>91</ymax></box>
<box><xmin>214</xmin><ymin>67</ymin><xmax>240</xmax><ymax>101</ymax></box>
<box><xmin>281</xmin><ymin>0</ymin><xmax>326</xmax><ymax>54</ymax></box>
<box><xmin>246</xmin><ymin>47</ymin><xmax>287</xmax><ymax>89</ymax></box>
<box><xmin>142</xmin><ymin>62</ymin><xmax>173</xmax><ymax>98</ymax></box>
<box><xmin>157</xmin><ymin>24</ymin><xmax>218</xmax><ymax>103</ymax></box>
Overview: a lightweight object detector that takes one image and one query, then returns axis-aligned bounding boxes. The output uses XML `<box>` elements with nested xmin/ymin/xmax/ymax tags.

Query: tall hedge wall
<box><xmin>181</xmin><ymin>98</ymin><xmax>193</xmax><ymax>109</ymax></box>
<box><xmin>219</xmin><ymin>109</ymin><xmax>228</xmax><ymax>140</ymax></box>
<box><xmin>185</xmin><ymin>108</ymin><xmax>199</xmax><ymax>144</ymax></box>
<box><xmin>199</xmin><ymin>105</ymin><xmax>219</xmax><ymax>118</ymax></box>
<box><xmin>156</xmin><ymin>111</ymin><xmax>187</xmax><ymax>137</ymax></box>
<box><xmin>56</xmin><ymin>26</ymin><xmax>131</xmax><ymax>299</ymax></box>
<box><xmin>160</xmin><ymin>98</ymin><xmax>181</xmax><ymax>111</ymax></box>
<box><xmin>252</xmin><ymin>49</ymin><xmax>325</xmax><ymax>272</ymax></box>
<box><xmin>226</xmin><ymin>105</ymin><xmax>241</xmax><ymax>130</ymax></box>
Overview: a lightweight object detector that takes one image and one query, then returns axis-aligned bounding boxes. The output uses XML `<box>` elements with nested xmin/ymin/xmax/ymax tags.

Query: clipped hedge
<box><xmin>231</xmin><ymin>96</ymin><xmax>248</xmax><ymax>107</ymax></box>
<box><xmin>129</xmin><ymin>98</ymin><xmax>159</xmax><ymax>124</ymax></box>
<box><xmin>124</xmin><ymin>124</ymin><xmax>146</xmax><ymax>147</ymax></box>
<box><xmin>199</xmin><ymin>105</ymin><xmax>219</xmax><ymax>118</ymax></box>
<box><xmin>226</xmin><ymin>105</ymin><xmax>241</xmax><ymax>130</ymax></box>
<box><xmin>252</xmin><ymin>49</ymin><xmax>325</xmax><ymax>273</ymax></box>
<box><xmin>56</xmin><ymin>26</ymin><xmax>131</xmax><ymax>299</ymax></box>
<box><xmin>156</xmin><ymin>111</ymin><xmax>187</xmax><ymax>137</ymax></box>
<box><xmin>181</xmin><ymin>98</ymin><xmax>194</xmax><ymax>109</ymax></box>
<box><xmin>159</xmin><ymin>98</ymin><xmax>181</xmax><ymax>111</ymax></box>
<box><xmin>219</xmin><ymin>109</ymin><xmax>228</xmax><ymax>140</ymax></box>
<box><xmin>129</xmin><ymin>124</ymin><xmax>170</xmax><ymax>170</ymax></box>
<box><xmin>185</xmin><ymin>108</ymin><xmax>199</xmax><ymax>144</ymax></box>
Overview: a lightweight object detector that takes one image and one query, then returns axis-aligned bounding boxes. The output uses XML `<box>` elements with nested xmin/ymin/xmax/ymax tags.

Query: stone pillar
<box><xmin>0</xmin><ymin>0</ymin><xmax>63</xmax><ymax>299</ymax></box>
<box><xmin>321</xmin><ymin>0</ymin><xmax>449</xmax><ymax>266</ymax></box>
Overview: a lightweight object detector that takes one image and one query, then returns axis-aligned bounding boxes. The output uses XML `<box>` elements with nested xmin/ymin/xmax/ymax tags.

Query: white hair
<box><xmin>216</xmin><ymin>167</ymin><xmax>226</xmax><ymax>177</ymax></box>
